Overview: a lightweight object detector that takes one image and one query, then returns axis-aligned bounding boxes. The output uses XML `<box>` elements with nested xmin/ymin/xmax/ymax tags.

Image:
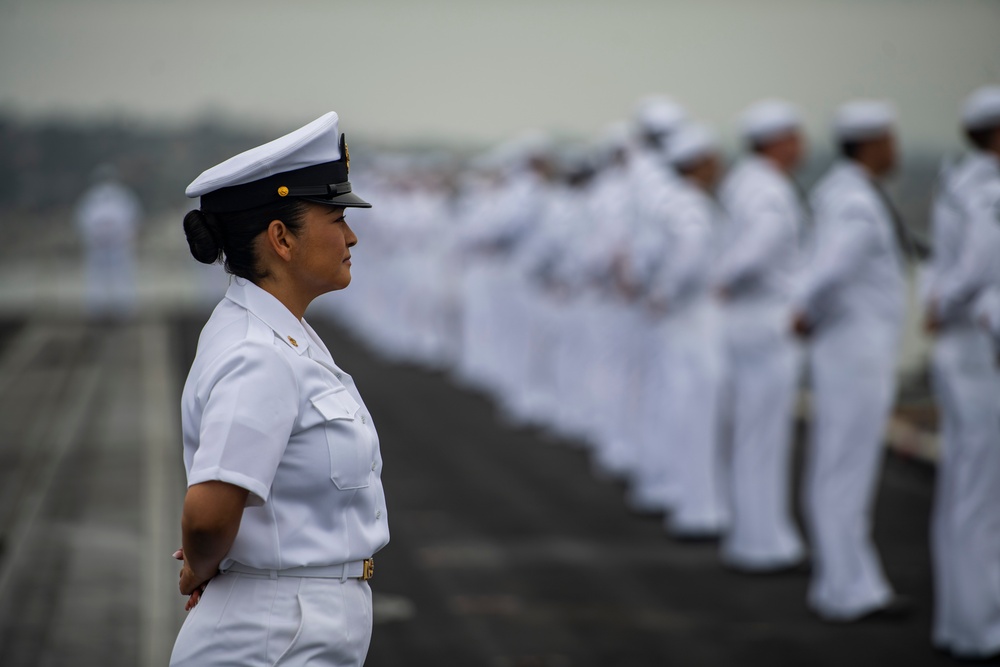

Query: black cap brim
<box><xmin>298</xmin><ymin>191</ymin><xmax>372</xmax><ymax>209</ymax></box>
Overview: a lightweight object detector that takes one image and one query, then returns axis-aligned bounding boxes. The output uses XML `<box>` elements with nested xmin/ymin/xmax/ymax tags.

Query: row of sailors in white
<box><xmin>321</xmin><ymin>86</ymin><xmax>1000</xmax><ymax>660</ymax></box>
<box><xmin>324</xmin><ymin>164</ymin><xmax>463</xmax><ymax>368</ymax></box>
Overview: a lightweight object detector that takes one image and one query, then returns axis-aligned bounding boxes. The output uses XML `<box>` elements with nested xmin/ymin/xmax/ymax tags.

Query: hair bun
<box><xmin>183</xmin><ymin>209</ymin><xmax>224</xmax><ymax>264</ymax></box>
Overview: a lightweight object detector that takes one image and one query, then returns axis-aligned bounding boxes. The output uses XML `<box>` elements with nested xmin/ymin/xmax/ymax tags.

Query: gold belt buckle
<box><xmin>361</xmin><ymin>558</ymin><xmax>374</xmax><ymax>581</ymax></box>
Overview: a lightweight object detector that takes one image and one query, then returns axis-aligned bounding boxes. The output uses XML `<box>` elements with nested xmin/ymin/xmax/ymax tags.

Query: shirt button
<box><xmin>375</xmin><ymin>510</ymin><xmax>382</xmax><ymax>519</ymax></box>
<box><xmin>371</xmin><ymin>461</ymin><xmax>376</xmax><ymax>471</ymax></box>
<box><xmin>361</xmin><ymin>415</ymin><xmax>367</xmax><ymax>424</ymax></box>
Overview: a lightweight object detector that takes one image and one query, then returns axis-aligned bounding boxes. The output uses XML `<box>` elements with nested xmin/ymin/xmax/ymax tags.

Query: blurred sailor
<box><xmin>457</xmin><ymin>133</ymin><xmax>554</xmax><ymax>409</ymax></box>
<box><xmin>514</xmin><ymin>147</ymin><xmax>591</xmax><ymax>428</ymax></box>
<box><xmin>497</xmin><ymin>137</ymin><xmax>558</xmax><ymax>425</ymax></box>
<box><xmin>792</xmin><ymin>100</ymin><xmax>909</xmax><ymax>622</ymax></box>
<box><xmin>455</xmin><ymin>148</ymin><xmax>510</xmax><ymax>390</ymax></box>
<box><xmin>582</xmin><ymin>123</ymin><xmax>640</xmax><ymax>467</ymax></box>
<box><xmin>540</xmin><ymin>148</ymin><xmax>601</xmax><ymax>438</ymax></box>
<box><xmin>73</xmin><ymin>164</ymin><xmax>143</xmax><ymax>319</ymax></box>
<box><xmin>647</xmin><ymin>123</ymin><xmax>728</xmax><ymax>537</ymax></box>
<box><xmin>924</xmin><ymin>85</ymin><xmax>1000</xmax><ymax>659</ymax></box>
<box><xmin>716</xmin><ymin>100</ymin><xmax>806</xmax><ymax>571</ymax></box>
<box><xmin>621</xmin><ymin>96</ymin><xmax>689</xmax><ymax>511</ymax></box>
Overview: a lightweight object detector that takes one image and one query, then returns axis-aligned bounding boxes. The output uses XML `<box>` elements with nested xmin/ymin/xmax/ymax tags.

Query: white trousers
<box><xmin>804</xmin><ymin>321</ymin><xmax>898</xmax><ymax>621</ymax></box>
<box><xmin>551</xmin><ymin>293</ymin><xmax>593</xmax><ymax>440</ymax></box>
<box><xmin>629</xmin><ymin>312</ymin><xmax>677</xmax><ymax>512</ymax></box>
<box><xmin>931</xmin><ymin>325</ymin><xmax>1000</xmax><ymax>657</ymax></box>
<box><xmin>169</xmin><ymin>571</ymin><xmax>373</xmax><ymax>667</ymax></box>
<box><xmin>497</xmin><ymin>275</ymin><xmax>548</xmax><ymax>425</ymax></box>
<box><xmin>515</xmin><ymin>286</ymin><xmax>563</xmax><ymax>427</ymax></box>
<box><xmin>492</xmin><ymin>268</ymin><xmax>533</xmax><ymax>418</ymax></box>
<box><xmin>592</xmin><ymin>302</ymin><xmax>647</xmax><ymax>479</ymax></box>
<box><xmin>583</xmin><ymin>296</ymin><xmax>630</xmax><ymax>460</ymax></box>
<box><xmin>458</xmin><ymin>261</ymin><xmax>504</xmax><ymax>391</ymax></box>
<box><xmin>720</xmin><ymin>302</ymin><xmax>804</xmax><ymax>570</ymax></box>
<box><xmin>660</xmin><ymin>301</ymin><xmax>728</xmax><ymax>535</ymax></box>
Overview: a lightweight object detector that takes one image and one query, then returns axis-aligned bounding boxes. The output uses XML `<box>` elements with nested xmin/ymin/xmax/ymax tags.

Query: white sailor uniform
<box><xmin>795</xmin><ymin>159</ymin><xmax>906</xmax><ymax>621</ymax></box>
<box><xmin>648</xmin><ymin>172</ymin><xmax>728</xmax><ymax>536</ymax></box>
<box><xmin>584</xmin><ymin>152</ymin><xmax>641</xmax><ymax>470</ymax></box>
<box><xmin>926</xmin><ymin>147</ymin><xmax>1000</xmax><ymax>657</ymax></box>
<box><xmin>716</xmin><ymin>155</ymin><xmax>805</xmax><ymax>570</ymax></box>
<box><xmin>624</xmin><ymin>147</ymin><xmax>686</xmax><ymax>511</ymax></box>
<box><xmin>170</xmin><ymin>279</ymin><xmax>389</xmax><ymax>667</ymax></box>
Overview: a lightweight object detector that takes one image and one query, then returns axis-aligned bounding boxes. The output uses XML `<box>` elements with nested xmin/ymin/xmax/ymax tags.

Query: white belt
<box><xmin>223</xmin><ymin>558</ymin><xmax>374</xmax><ymax>581</ymax></box>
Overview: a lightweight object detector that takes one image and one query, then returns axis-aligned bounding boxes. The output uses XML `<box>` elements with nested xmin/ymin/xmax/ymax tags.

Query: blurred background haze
<box><xmin>2</xmin><ymin>0</ymin><xmax>999</xmax><ymax>148</ymax></box>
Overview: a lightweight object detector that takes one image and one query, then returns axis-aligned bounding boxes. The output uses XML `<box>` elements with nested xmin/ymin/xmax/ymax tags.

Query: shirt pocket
<box><xmin>309</xmin><ymin>387</ymin><xmax>372</xmax><ymax>491</ymax></box>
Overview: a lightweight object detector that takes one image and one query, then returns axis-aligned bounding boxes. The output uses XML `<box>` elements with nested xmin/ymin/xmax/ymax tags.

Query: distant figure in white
<box><xmin>74</xmin><ymin>164</ymin><xmax>142</xmax><ymax>319</ymax></box>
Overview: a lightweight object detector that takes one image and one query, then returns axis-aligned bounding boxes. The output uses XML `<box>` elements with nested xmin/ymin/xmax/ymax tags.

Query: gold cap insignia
<box><xmin>344</xmin><ymin>141</ymin><xmax>351</xmax><ymax>173</ymax></box>
<box><xmin>287</xmin><ymin>335</ymin><xmax>298</xmax><ymax>347</ymax></box>
<box><xmin>277</xmin><ymin>186</ymin><xmax>289</xmax><ymax>197</ymax></box>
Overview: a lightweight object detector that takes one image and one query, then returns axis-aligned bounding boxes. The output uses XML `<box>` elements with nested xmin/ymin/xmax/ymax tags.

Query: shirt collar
<box><xmin>748</xmin><ymin>154</ymin><xmax>781</xmax><ymax>177</ymax></box>
<box><xmin>301</xmin><ymin>318</ymin><xmax>336</xmax><ymax>364</ymax></box>
<box><xmin>837</xmin><ymin>159</ymin><xmax>877</xmax><ymax>187</ymax></box>
<box><xmin>224</xmin><ymin>279</ymin><xmax>311</xmax><ymax>355</ymax></box>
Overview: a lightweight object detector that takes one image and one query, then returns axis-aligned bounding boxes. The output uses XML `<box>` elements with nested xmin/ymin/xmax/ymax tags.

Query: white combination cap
<box><xmin>833</xmin><ymin>100</ymin><xmax>897</xmax><ymax>142</ymax></box>
<box><xmin>961</xmin><ymin>85</ymin><xmax>1000</xmax><ymax>131</ymax></box>
<box><xmin>634</xmin><ymin>95</ymin><xmax>687</xmax><ymax>135</ymax></box>
<box><xmin>667</xmin><ymin>122</ymin><xmax>718</xmax><ymax>167</ymax></box>
<box><xmin>185</xmin><ymin>111</ymin><xmax>370</xmax><ymax>213</ymax></box>
<box><xmin>740</xmin><ymin>99</ymin><xmax>802</xmax><ymax>144</ymax></box>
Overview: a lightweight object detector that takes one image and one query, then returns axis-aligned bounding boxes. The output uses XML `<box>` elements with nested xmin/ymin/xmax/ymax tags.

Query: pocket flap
<box><xmin>310</xmin><ymin>387</ymin><xmax>360</xmax><ymax>421</ymax></box>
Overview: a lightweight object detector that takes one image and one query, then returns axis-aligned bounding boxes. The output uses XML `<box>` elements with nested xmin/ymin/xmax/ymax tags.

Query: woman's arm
<box><xmin>178</xmin><ymin>481</ymin><xmax>249</xmax><ymax>601</ymax></box>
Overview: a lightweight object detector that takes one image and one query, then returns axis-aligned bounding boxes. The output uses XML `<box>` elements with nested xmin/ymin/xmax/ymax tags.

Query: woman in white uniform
<box><xmin>169</xmin><ymin>111</ymin><xmax>389</xmax><ymax>667</ymax></box>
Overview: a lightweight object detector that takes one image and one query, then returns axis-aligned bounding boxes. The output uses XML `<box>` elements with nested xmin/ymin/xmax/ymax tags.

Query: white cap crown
<box><xmin>634</xmin><ymin>95</ymin><xmax>687</xmax><ymax>135</ymax></box>
<box><xmin>668</xmin><ymin>122</ymin><xmax>718</xmax><ymax>167</ymax></box>
<box><xmin>962</xmin><ymin>85</ymin><xmax>1000</xmax><ymax>131</ymax></box>
<box><xmin>833</xmin><ymin>100</ymin><xmax>897</xmax><ymax>142</ymax></box>
<box><xmin>740</xmin><ymin>99</ymin><xmax>802</xmax><ymax>144</ymax></box>
<box><xmin>186</xmin><ymin>112</ymin><xmax>342</xmax><ymax>198</ymax></box>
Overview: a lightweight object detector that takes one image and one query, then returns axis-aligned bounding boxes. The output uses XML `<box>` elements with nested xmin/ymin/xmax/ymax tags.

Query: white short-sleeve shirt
<box><xmin>181</xmin><ymin>279</ymin><xmax>389</xmax><ymax>570</ymax></box>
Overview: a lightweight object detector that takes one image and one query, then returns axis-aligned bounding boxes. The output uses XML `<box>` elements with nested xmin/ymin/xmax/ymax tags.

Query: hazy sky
<box><xmin>1</xmin><ymin>0</ymin><xmax>999</xmax><ymax>150</ymax></box>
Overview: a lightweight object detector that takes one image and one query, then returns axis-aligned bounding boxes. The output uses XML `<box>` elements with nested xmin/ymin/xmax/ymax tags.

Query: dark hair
<box><xmin>965</xmin><ymin>126</ymin><xmax>998</xmax><ymax>151</ymax></box>
<box><xmin>748</xmin><ymin>137</ymin><xmax>787</xmax><ymax>154</ymax></box>
<box><xmin>183</xmin><ymin>200</ymin><xmax>308</xmax><ymax>283</ymax></box>
<box><xmin>748</xmin><ymin>129</ymin><xmax>798</xmax><ymax>154</ymax></box>
<box><xmin>840</xmin><ymin>140</ymin><xmax>865</xmax><ymax>160</ymax></box>
<box><xmin>674</xmin><ymin>160</ymin><xmax>701</xmax><ymax>177</ymax></box>
<box><xmin>642</xmin><ymin>129</ymin><xmax>666</xmax><ymax>150</ymax></box>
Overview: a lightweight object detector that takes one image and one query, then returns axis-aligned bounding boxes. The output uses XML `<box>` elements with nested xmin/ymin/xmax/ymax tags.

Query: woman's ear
<box><xmin>264</xmin><ymin>219</ymin><xmax>294</xmax><ymax>262</ymax></box>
